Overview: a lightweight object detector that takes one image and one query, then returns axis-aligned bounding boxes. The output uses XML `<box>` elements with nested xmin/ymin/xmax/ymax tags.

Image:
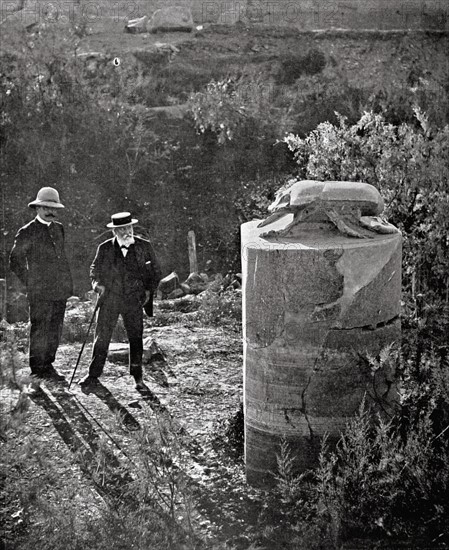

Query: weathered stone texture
<box><xmin>242</xmin><ymin>219</ymin><xmax>401</xmax><ymax>487</ymax></box>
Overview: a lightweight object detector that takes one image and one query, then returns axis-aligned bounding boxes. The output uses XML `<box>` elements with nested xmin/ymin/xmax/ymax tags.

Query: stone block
<box><xmin>241</xmin><ymin>217</ymin><xmax>402</xmax><ymax>488</ymax></box>
<box><xmin>167</xmin><ymin>288</ymin><xmax>184</xmax><ymax>299</ymax></box>
<box><xmin>148</xmin><ymin>6</ymin><xmax>194</xmax><ymax>33</ymax></box>
<box><xmin>107</xmin><ymin>342</ymin><xmax>129</xmax><ymax>364</ymax></box>
<box><xmin>159</xmin><ymin>271</ymin><xmax>179</xmax><ymax>296</ymax></box>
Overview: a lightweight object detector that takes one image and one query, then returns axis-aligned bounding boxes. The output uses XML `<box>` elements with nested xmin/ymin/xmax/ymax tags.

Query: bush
<box><xmin>198</xmin><ymin>275</ymin><xmax>242</xmax><ymax>327</ymax></box>
<box><xmin>284</xmin><ymin>110</ymin><xmax>449</xmax><ymax>304</ymax></box>
<box><xmin>278</xmin><ymin>110</ymin><xmax>449</xmax><ymax>546</ymax></box>
<box><xmin>274</xmin><ymin>49</ymin><xmax>327</xmax><ymax>85</ymax></box>
<box><xmin>314</xmin><ymin>393</ymin><xmax>449</xmax><ymax>546</ymax></box>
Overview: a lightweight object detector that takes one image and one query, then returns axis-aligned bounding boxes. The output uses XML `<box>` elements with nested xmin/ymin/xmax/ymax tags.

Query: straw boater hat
<box><xmin>28</xmin><ymin>187</ymin><xmax>65</xmax><ymax>209</ymax></box>
<box><xmin>107</xmin><ymin>212</ymin><xmax>138</xmax><ymax>228</ymax></box>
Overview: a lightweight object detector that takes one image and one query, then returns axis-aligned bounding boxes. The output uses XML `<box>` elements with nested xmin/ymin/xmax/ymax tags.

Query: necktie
<box><xmin>48</xmin><ymin>223</ymin><xmax>62</xmax><ymax>257</ymax></box>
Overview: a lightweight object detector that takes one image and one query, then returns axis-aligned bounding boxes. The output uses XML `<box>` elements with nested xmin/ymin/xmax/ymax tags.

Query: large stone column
<box><xmin>241</xmin><ymin>186</ymin><xmax>401</xmax><ymax>488</ymax></box>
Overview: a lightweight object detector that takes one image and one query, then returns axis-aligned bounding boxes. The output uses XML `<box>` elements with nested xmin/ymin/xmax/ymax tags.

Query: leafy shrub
<box><xmin>315</xmin><ymin>395</ymin><xmax>449</xmax><ymax>545</ymax></box>
<box><xmin>187</xmin><ymin>73</ymin><xmax>298</xmax><ymax>145</ymax></box>
<box><xmin>274</xmin><ymin>49</ymin><xmax>327</xmax><ymax>85</ymax></box>
<box><xmin>198</xmin><ymin>275</ymin><xmax>242</xmax><ymax>326</ymax></box>
<box><xmin>188</xmin><ymin>78</ymin><xmax>248</xmax><ymax>144</ymax></box>
<box><xmin>284</xmin><ymin>110</ymin><xmax>449</xmax><ymax>303</ymax></box>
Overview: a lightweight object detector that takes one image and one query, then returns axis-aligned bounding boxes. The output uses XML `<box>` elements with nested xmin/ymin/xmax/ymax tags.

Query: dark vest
<box><xmin>111</xmin><ymin>242</ymin><xmax>145</xmax><ymax>298</ymax></box>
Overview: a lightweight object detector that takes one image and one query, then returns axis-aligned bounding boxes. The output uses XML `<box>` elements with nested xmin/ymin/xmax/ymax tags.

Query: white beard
<box><xmin>116</xmin><ymin>234</ymin><xmax>135</xmax><ymax>248</ymax></box>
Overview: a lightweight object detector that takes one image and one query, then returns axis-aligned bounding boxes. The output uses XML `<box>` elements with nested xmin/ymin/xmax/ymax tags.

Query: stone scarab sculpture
<box><xmin>258</xmin><ymin>180</ymin><xmax>398</xmax><ymax>239</ymax></box>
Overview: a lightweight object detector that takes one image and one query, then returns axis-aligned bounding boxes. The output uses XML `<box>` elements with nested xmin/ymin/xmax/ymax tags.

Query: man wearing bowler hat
<box><xmin>9</xmin><ymin>187</ymin><xmax>73</xmax><ymax>380</ymax></box>
<box><xmin>80</xmin><ymin>212</ymin><xmax>161</xmax><ymax>390</ymax></box>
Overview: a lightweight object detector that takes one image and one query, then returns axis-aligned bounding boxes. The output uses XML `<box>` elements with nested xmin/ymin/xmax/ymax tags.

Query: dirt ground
<box><xmin>1</xmin><ymin>300</ymin><xmax>268</xmax><ymax>548</ymax></box>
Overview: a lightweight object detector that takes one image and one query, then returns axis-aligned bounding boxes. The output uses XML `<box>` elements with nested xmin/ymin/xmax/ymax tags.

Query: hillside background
<box><xmin>1</xmin><ymin>0</ymin><xmax>448</xmax><ymax>301</ymax></box>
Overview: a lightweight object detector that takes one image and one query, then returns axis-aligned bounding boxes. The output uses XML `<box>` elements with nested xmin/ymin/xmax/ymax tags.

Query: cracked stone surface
<box><xmin>241</xmin><ymin>219</ymin><xmax>402</xmax><ymax>487</ymax></box>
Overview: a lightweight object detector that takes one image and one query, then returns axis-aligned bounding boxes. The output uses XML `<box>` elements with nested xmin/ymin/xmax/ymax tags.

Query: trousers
<box><xmin>29</xmin><ymin>298</ymin><xmax>66</xmax><ymax>371</ymax></box>
<box><xmin>88</xmin><ymin>293</ymin><xmax>144</xmax><ymax>378</ymax></box>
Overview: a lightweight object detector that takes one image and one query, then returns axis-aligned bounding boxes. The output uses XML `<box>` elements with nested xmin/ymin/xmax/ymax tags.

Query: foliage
<box><xmin>267</xmin><ymin>342</ymin><xmax>449</xmax><ymax>549</ymax></box>
<box><xmin>273</xmin><ymin>49</ymin><xmax>327</xmax><ymax>85</ymax></box>
<box><xmin>188</xmin><ymin>79</ymin><xmax>248</xmax><ymax>144</ymax></box>
<box><xmin>314</xmin><ymin>392</ymin><xmax>449</xmax><ymax>546</ymax></box>
<box><xmin>198</xmin><ymin>275</ymin><xmax>242</xmax><ymax>326</ymax></box>
<box><xmin>273</xmin><ymin>439</ymin><xmax>305</xmax><ymax>504</ymax></box>
<box><xmin>187</xmin><ymin>74</ymin><xmax>297</xmax><ymax>145</ymax></box>
<box><xmin>284</xmin><ymin>110</ymin><xmax>449</xmax><ymax>301</ymax></box>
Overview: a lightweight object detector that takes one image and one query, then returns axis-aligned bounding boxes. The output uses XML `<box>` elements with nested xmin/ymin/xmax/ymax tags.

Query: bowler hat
<box><xmin>107</xmin><ymin>212</ymin><xmax>138</xmax><ymax>228</ymax></box>
<box><xmin>28</xmin><ymin>187</ymin><xmax>65</xmax><ymax>209</ymax></box>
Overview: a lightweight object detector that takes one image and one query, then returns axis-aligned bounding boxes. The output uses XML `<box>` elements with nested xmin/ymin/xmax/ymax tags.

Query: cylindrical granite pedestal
<box><xmin>241</xmin><ymin>217</ymin><xmax>402</xmax><ymax>487</ymax></box>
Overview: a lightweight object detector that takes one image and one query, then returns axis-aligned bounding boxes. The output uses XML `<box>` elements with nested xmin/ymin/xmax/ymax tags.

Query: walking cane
<box><xmin>68</xmin><ymin>296</ymin><xmax>101</xmax><ymax>389</ymax></box>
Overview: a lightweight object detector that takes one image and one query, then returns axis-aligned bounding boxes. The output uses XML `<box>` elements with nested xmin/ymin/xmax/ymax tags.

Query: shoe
<box><xmin>42</xmin><ymin>365</ymin><xmax>65</xmax><ymax>381</ymax></box>
<box><xmin>134</xmin><ymin>376</ymin><xmax>149</xmax><ymax>392</ymax></box>
<box><xmin>79</xmin><ymin>375</ymin><xmax>100</xmax><ymax>388</ymax></box>
<box><xmin>30</xmin><ymin>368</ymin><xmax>45</xmax><ymax>378</ymax></box>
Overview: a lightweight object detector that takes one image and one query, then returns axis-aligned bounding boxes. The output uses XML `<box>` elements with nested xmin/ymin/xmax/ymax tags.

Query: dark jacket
<box><xmin>90</xmin><ymin>236</ymin><xmax>161</xmax><ymax>301</ymax></box>
<box><xmin>9</xmin><ymin>218</ymin><xmax>73</xmax><ymax>301</ymax></box>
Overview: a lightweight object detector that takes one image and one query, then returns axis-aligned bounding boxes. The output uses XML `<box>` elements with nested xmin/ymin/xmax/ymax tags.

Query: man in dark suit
<box><xmin>80</xmin><ymin>212</ymin><xmax>161</xmax><ymax>390</ymax></box>
<box><xmin>9</xmin><ymin>187</ymin><xmax>73</xmax><ymax>380</ymax></box>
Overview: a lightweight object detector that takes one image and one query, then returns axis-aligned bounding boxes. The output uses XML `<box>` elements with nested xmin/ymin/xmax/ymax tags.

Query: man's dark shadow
<box><xmin>30</xmin><ymin>384</ymin><xmax>97</xmax><ymax>457</ymax></box>
<box><xmin>135</xmin><ymin>384</ymin><xmax>205</xmax><ymax>459</ymax></box>
<box><xmin>79</xmin><ymin>379</ymin><xmax>140</xmax><ymax>431</ymax></box>
<box><xmin>29</xmin><ymin>382</ymin><xmax>133</xmax><ymax>502</ymax></box>
<box><xmin>33</xmin><ymin>378</ymin><xmax>243</xmax><ymax>529</ymax></box>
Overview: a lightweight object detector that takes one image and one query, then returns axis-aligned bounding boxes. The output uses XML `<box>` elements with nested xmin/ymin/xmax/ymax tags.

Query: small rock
<box><xmin>167</xmin><ymin>288</ymin><xmax>184</xmax><ymax>300</ymax></box>
<box><xmin>154</xmin><ymin>42</ymin><xmax>180</xmax><ymax>54</ymax></box>
<box><xmin>66</xmin><ymin>296</ymin><xmax>80</xmax><ymax>309</ymax></box>
<box><xmin>128</xmin><ymin>400</ymin><xmax>142</xmax><ymax>409</ymax></box>
<box><xmin>189</xmin><ymin>283</ymin><xmax>208</xmax><ymax>295</ymax></box>
<box><xmin>125</xmin><ymin>15</ymin><xmax>148</xmax><ymax>33</ymax></box>
<box><xmin>143</xmin><ymin>337</ymin><xmax>166</xmax><ymax>362</ymax></box>
<box><xmin>230</xmin><ymin>279</ymin><xmax>241</xmax><ymax>289</ymax></box>
<box><xmin>159</xmin><ymin>272</ymin><xmax>179</xmax><ymax>296</ymax></box>
<box><xmin>185</xmin><ymin>272</ymin><xmax>203</xmax><ymax>285</ymax></box>
<box><xmin>107</xmin><ymin>343</ymin><xmax>129</xmax><ymax>364</ymax></box>
<box><xmin>156</xmin><ymin>294</ymin><xmax>200</xmax><ymax>313</ymax></box>
<box><xmin>180</xmin><ymin>282</ymin><xmax>191</xmax><ymax>294</ymax></box>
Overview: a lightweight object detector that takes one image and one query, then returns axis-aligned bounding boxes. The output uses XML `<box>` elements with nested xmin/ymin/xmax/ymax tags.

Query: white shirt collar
<box><xmin>36</xmin><ymin>215</ymin><xmax>51</xmax><ymax>226</ymax></box>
